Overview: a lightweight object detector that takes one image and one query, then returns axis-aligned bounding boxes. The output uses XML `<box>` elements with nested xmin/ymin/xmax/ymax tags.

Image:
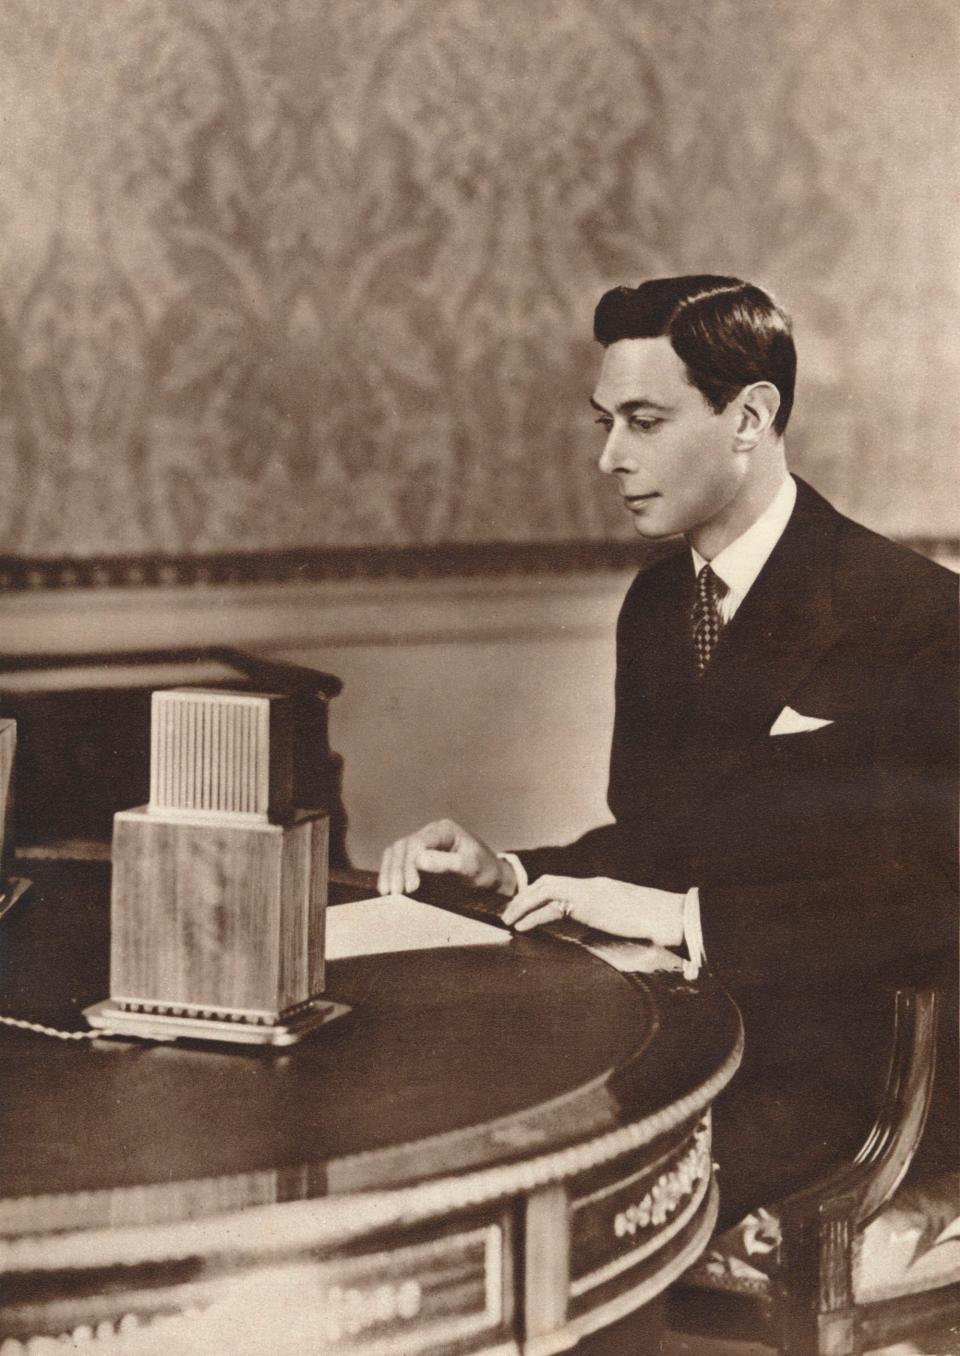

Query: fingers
<box><xmin>377</xmin><ymin>820</ymin><xmax>463</xmax><ymax>895</ymax></box>
<box><xmin>502</xmin><ymin>876</ymin><xmax>568</xmax><ymax>928</ymax></box>
<box><xmin>377</xmin><ymin>837</ymin><xmax>418</xmax><ymax>896</ymax></box>
<box><xmin>377</xmin><ymin>835</ymin><xmax>421</xmax><ymax>895</ymax></box>
<box><xmin>511</xmin><ymin>901</ymin><xmax>569</xmax><ymax>932</ymax></box>
<box><xmin>415</xmin><ymin>848</ymin><xmax>463</xmax><ymax>876</ymax></box>
<box><xmin>378</xmin><ymin>820</ymin><xmax>511</xmax><ymax>896</ymax></box>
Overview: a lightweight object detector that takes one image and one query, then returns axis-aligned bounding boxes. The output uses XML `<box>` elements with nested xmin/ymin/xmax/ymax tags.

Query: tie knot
<box><xmin>696</xmin><ymin>563</ymin><xmax>725</xmax><ymax>607</ymax></box>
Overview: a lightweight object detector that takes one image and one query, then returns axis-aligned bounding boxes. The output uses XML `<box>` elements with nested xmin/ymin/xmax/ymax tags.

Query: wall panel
<box><xmin>0</xmin><ymin>0</ymin><xmax>956</xmax><ymax>570</ymax></box>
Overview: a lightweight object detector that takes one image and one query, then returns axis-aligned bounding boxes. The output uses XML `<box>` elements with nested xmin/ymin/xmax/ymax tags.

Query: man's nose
<box><xmin>597</xmin><ymin>425</ymin><xmax>636</xmax><ymax>477</ymax></box>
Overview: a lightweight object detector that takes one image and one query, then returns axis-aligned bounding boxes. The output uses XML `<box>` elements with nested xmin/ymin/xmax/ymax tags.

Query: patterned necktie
<box><xmin>692</xmin><ymin>564</ymin><xmax>727</xmax><ymax>673</ymax></box>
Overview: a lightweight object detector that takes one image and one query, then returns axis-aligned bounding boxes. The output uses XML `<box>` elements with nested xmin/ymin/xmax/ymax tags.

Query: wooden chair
<box><xmin>667</xmin><ymin>983</ymin><xmax>960</xmax><ymax>1355</ymax></box>
<box><xmin>0</xmin><ymin>646</ymin><xmax>349</xmax><ymax>866</ymax></box>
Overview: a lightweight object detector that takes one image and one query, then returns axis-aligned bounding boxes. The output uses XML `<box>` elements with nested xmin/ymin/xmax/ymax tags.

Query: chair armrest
<box><xmin>778</xmin><ymin>986</ymin><xmax>939</xmax><ymax>1236</ymax></box>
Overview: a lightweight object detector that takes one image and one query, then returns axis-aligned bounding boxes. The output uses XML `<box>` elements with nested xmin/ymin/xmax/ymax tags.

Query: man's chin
<box><xmin>630</xmin><ymin>516</ymin><xmax>676</xmax><ymax>542</ymax></box>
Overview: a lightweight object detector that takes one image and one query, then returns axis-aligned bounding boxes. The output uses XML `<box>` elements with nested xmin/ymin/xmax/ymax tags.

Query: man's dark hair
<box><xmin>593</xmin><ymin>275</ymin><xmax>796</xmax><ymax>436</ymax></box>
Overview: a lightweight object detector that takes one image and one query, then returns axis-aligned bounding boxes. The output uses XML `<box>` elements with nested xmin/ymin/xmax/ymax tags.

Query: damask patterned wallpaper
<box><xmin>0</xmin><ymin>0</ymin><xmax>957</xmax><ymax>567</ymax></box>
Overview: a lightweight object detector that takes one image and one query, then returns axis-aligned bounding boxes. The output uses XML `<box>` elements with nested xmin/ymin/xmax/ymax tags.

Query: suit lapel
<box><xmin>692</xmin><ymin>479</ymin><xmax>844</xmax><ymax>753</ymax></box>
<box><xmin>624</xmin><ymin>548</ymin><xmax>700</xmax><ymax>751</ymax></box>
<box><xmin>607</xmin><ymin>547</ymin><xmax>697</xmax><ymax>824</ymax></box>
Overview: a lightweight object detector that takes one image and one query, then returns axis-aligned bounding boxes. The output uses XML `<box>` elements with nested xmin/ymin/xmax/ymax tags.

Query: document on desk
<box><xmin>325</xmin><ymin>895</ymin><xmax>511</xmax><ymax>959</ymax></box>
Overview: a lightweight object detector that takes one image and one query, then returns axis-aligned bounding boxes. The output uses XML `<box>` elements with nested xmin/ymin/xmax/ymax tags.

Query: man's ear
<box><xmin>733</xmin><ymin>381</ymin><xmax>781</xmax><ymax>450</ymax></box>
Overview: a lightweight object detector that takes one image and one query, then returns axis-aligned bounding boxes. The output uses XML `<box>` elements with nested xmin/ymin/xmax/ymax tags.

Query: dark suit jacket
<box><xmin>519</xmin><ymin>478</ymin><xmax>957</xmax><ymax>989</ymax></box>
<box><xmin>517</xmin><ymin>479</ymin><xmax>958</xmax><ymax>1216</ymax></box>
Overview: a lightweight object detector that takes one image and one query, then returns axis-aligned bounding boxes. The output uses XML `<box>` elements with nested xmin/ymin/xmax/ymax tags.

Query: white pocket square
<box><xmin>769</xmin><ymin>706</ymin><xmax>835</xmax><ymax>736</ymax></box>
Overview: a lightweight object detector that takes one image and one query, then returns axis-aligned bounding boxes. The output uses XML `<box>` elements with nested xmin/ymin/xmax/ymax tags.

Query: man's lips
<box><xmin>623</xmin><ymin>492</ymin><xmax>660</xmax><ymax>506</ymax></box>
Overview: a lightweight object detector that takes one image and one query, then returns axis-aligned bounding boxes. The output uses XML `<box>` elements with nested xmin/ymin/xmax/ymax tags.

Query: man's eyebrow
<box><xmin>589</xmin><ymin>396</ymin><xmax>672</xmax><ymax>415</ymax></box>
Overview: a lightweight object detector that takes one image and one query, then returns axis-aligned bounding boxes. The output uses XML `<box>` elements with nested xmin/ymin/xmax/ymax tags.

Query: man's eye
<box><xmin>594</xmin><ymin>417</ymin><xmax>613</xmax><ymax>431</ymax></box>
<box><xmin>630</xmin><ymin>416</ymin><xmax>661</xmax><ymax>432</ymax></box>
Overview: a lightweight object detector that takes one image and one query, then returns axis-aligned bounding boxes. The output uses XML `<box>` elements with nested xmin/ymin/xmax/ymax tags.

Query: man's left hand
<box><xmin>502</xmin><ymin>875</ymin><xmax>685</xmax><ymax>947</ymax></box>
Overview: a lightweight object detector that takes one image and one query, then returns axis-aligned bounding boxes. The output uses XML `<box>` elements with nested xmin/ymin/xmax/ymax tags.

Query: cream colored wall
<box><xmin>6</xmin><ymin>572</ymin><xmax>632</xmax><ymax>868</ymax></box>
<box><xmin>299</xmin><ymin>630</ymin><xmax>616</xmax><ymax>868</ymax></box>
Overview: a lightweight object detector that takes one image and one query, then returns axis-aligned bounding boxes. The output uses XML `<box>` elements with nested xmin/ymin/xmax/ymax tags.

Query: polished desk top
<box><xmin>1</xmin><ymin>859</ymin><xmax>739</xmax><ymax>1219</ymax></box>
<box><xmin>0</xmin><ymin>859</ymin><xmax>743</xmax><ymax>1354</ymax></box>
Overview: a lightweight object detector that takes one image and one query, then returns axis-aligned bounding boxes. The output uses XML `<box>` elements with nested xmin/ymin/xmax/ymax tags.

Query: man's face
<box><xmin>591</xmin><ymin>336</ymin><xmax>748</xmax><ymax>548</ymax></box>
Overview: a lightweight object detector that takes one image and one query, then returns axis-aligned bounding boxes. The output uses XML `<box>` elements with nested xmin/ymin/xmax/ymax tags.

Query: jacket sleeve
<box><xmin>515</xmin><ymin>823</ymin><xmax>627</xmax><ymax>886</ymax></box>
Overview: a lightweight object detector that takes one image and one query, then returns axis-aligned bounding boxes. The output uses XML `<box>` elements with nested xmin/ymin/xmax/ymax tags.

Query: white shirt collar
<box><xmin>691</xmin><ymin>474</ymin><xmax>797</xmax><ymax>605</ymax></box>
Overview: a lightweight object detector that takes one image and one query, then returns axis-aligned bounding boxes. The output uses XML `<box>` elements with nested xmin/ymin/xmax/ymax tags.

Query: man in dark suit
<box><xmin>378</xmin><ymin>276</ymin><xmax>958</xmax><ymax>1225</ymax></box>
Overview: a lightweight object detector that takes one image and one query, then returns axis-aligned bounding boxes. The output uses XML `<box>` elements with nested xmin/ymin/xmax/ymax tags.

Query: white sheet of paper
<box><xmin>325</xmin><ymin>894</ymin><xmax>511</xmax><ymax>959</ymax></box>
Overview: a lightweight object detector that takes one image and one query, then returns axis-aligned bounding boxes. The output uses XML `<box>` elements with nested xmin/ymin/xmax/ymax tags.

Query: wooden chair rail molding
<box><xmin>0</xmin><ymin>536</ymin><xmax>956</xmax><ymax>595</ymax></box>
<box><xmin>0</xmin><ymin>542</ymin><xmax>666</xmax><ymax>594</ymax></box>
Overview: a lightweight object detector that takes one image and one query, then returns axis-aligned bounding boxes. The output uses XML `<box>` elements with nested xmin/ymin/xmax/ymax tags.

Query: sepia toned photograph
<box><xmin>1</xmin><ymin>3</ymin><xmax>957</xmax><ymax>1353</ymax></box>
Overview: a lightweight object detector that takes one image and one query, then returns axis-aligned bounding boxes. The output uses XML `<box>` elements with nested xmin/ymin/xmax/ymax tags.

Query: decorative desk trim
<box><xmin>0</xmin><ymin>1218</ymin><xmax>514</xmax><ymax>1356</ymax></box>
<box><xmin>568</xmin><ymin>1118</ymin><xmax>712</xmax><ymax>1299</ymax></box>
<box><xmin>524</xmin><ymin>1181</ymin><xmax>720</xmax><ymax>1356</ymax></box>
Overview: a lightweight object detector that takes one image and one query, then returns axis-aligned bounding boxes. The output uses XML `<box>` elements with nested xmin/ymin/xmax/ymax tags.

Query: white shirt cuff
<box><xmin>682</xmin><ymin>886</ymin><xmax>706</xmax><ymax>981</ymax></box>
<box><xmin>497</xmin><ymin>852</ymin><xmax>527</xmax><ymax>896</ymax></box>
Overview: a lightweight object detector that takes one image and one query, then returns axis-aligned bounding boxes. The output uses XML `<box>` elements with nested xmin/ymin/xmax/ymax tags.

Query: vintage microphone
<box><xmin>85</xmin><ymin>689</ymin><xmax>349</xmax><ymax>1044</ymax></box>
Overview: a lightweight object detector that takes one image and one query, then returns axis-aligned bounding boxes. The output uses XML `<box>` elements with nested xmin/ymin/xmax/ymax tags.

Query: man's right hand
<box><xmin>377</xmin><ymin>819</ymin><xmax>517</xmax><ymax>898</ymax></box>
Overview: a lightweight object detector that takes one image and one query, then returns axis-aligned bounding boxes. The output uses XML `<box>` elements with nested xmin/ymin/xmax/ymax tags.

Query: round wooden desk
<box><xmin>0</xmin><ymin>859</ymin><xmax>742</xmax><ymax>1355</ymax></box>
